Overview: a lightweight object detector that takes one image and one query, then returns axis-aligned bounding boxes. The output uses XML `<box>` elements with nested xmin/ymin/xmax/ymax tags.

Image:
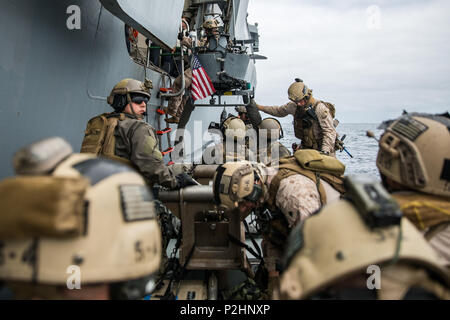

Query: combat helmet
<box><xmin>221</xmin><ymin>116</ymin><xmax>247</xmax><ymax>141</ymax></box>
<box><xmin>0</xmin><ymin>137</ymin><xmax>162</xmax><ymax>299</ymax></box>
<box><xmin>107</xmin><ymin>78</ymin><xmax>153</xmax><ymax>112</ymax></box>
<box><xmin>288</xmin><ymin>78</ymin><xmax>312</xmax><ymax>103</ymax></box>
<box><xmin>280</xmin><ymin>197</ymin><xmax>450</xmax><ymax>300</ymax></box>
<box><xmin>213</xmin><ymin>161</ymin><xmax>268</xmax><ymax>210</ymax></box>
<box><xmin>202</xmin><ymin>19</ymin><xmax>219</xmax><ymax>30</ymax></box>
<box><xmin>235</xmin><ymin>106</ymin><xmax>247</xmax><ymax>114</ymax></box>
<box><xmin>376</xmin><ymin>113</ymin><xmax>450</xmax><ymax>197</ymax></box>
<box><xmin>259</xmin><ymin>117</ymin><xmax>284</xmax><ymax>141</ymax></box>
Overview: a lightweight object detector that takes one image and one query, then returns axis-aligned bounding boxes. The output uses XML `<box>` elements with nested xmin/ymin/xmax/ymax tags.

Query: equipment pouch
<box><xmin>0</xmin><ymin>176</ymin><xmax>89</xmax><ymax>238</ymax></box>
<box><xmin>294</xmin><ymin>149</ymin><xmax>345</xmax><ymax>176</ymax></box>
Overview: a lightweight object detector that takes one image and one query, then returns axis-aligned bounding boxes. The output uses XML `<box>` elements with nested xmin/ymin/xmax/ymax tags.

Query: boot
<box><xmin>162</xmin><ymin>107</ymin><xmax>177</xmax><ymax>117</ymax></box>
<box><xmin>165</xmin><ymin>117</ymin><xmax>179</xmax><ymax>124</ymax></box>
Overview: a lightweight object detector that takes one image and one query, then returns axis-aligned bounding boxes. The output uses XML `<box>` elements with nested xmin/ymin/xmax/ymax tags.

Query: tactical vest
<box><xmin>267</xmin><ymin>156</ymin><xmax>346</xmax><ymax>211</ymax></box>
<box><xmin>392</xmin><ymin>192</ymin><xmax>450</xmax><ymax>240</ymax></box>
<box><xmin>80</xmin><ymin>113</ymin><xmax>132</xmax><ymax>166</ymax></box>
<box><xmin>293</xmin><ymin>101</ymin><xmax>336</xmax><ymax>150</ymax></box>
<box><xmin>264</xmin><ymin>155</ymin><xmax>345</xmax><ymax>249</ymax></box>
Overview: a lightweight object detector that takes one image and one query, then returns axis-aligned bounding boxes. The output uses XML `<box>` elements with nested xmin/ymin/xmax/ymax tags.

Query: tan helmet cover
<box><xmin>202</xmin><ymin>19</ymin><xmax>219</xmax><ymax>30</ymax></box>
<box><xmin>107</xmin><ymin>78</ymin><xmax>152</xmax><ymax>106</ymax></box>
<box><xmin>287</xmin><ymin>79</ymin><xmax>312</xmax><ymax>103</ymax></box>
<box><xmin>259</xmin><ymin>117</ymin><xmax>282</xmax><ymax>140</ymax></box>
<box><xmin>280</xmin><ymin>199</ymin><xmax>449</xmax><ymax>299</ymax></box>
<box><xmin>0</xmin><ymin>153</ymin><xmax>162</xmax><ymax>285</ymax></box>
<box><xmin>222</xmin><ymin>117</ymin><xmax>246</xmax><ymax>140</ymax></box>
<box><xmin>13</xmin><ymin>137</ymin><xmax>73</xmax><ymax>175</ymax></box>
<box><xmin>213</xmin><ymin>161</ymin><xmax>259</xmax><ymax>210</ymax></box>
<box><xmin>376</xmin><ymin>114</ymin><xmax>450</xmax><ymax>197</ymax></box>
<box><xmin>235</xmin><ymin>106</ymin><xmax>247</xmax><ymax>114</ymax></box>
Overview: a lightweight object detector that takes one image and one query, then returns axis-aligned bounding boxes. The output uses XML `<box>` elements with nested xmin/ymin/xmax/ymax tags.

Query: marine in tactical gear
<box><xmin>80</xmin><ymin>78</ymin><xmax>195</xmax><ymax>189</ymax></box>
<box><xmin>279</xmin><ymin>176</ymin><xmax>450</xmax><ymax>300</ymax></box>
<box><xmin>202</xmin><ymin>116</ymin><xmax>254</xmax><ymax>164</ymax></box>
<box><xmin>165</xmin><ymin>18</ymin><xmax>222</xmax><ymax>125</ymax></box>
<box><xmin>257</xmin><ymin>117</ymin><xmax>291</xmax><ymax>166</ymax></box>
<box><xmin>0</xmin><ymin>137</ymin><xmax>162</xmax><ymax>299</ymax></box>
<box><xmin>255</xmin><ymin>79</ymin><xmax>338</xmax><ymax>156</ymax></box>
<box><xmin>235</xmin><ymin>99</ymin><xmax>263</xmax><ymax>130</ymax></box>
<box><xmin>212</xmin><ymin>152</ymin><xmax>345</xmax><ymax>297</ymax></box>
<box><xmin>375</xmin><ymin>112</ymin><xmax>450</xmax><ymax>267</ymax></box>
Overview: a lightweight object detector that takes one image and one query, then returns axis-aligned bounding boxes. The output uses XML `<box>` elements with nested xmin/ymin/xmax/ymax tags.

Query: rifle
<box><xmin>337</xmin><ymin>134</ymin><xmax>353</xmax><ymax>158</ymax></box>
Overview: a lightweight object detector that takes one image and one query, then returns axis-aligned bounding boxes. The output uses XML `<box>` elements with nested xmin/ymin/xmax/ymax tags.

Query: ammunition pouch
<box><xmin>294</xmin><ymin>101</ymin><xmax>337</xmax><ymax>150</ymax></box>
<box><xmin>302</xmin><ymin>118</ymin><xmax>312</xmax><ymax>129</ymax></box>
<box><xmin>0</xmin><ymin>176</ymin><xmax>89</xmax><ymax>238</ymax></box>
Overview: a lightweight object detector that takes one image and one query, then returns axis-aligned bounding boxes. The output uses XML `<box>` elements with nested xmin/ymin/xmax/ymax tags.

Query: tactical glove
<box><xmin>249</xmin><ymin>98</ymin><xmax>259</xmax><ymax>109</ymax></box>
<box><xmin>335</xmin><ymin>139</ymin><xmax>345</xmax><ymax>152</ymax></box>
<box><xmin>175</xmin><ymin>172</ymin><xmax>198</xmax><ymax>189</ymax></box>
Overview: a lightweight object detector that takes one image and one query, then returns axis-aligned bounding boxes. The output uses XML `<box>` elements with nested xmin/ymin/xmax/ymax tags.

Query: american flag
<box><xmin>191</xmin><ymin>55</ymin><xmax>216</xmax><ymax>101</ymax></box>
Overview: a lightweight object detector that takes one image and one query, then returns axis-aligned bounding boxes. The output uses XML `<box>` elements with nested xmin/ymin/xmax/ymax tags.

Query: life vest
<box><xmin>267</xmin><ymin>151</ymin><xmax>346</xmax><ymax>211</ymax></box>
<box><xmin>293</xmin><ymin>100</ymin><xmax>336</xmax><ymax>150</ymax></box>
<box><xmin>80</xmin><ymin>113</ymin><xmax>132</xmax><ymax>166</ymax></box>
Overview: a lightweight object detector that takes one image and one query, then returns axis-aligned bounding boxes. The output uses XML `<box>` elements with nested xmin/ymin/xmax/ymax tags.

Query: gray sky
<box><xmin>247</xmin><ymin>0</ymin><xmax>450</xmax><ymax>123</ymax></box>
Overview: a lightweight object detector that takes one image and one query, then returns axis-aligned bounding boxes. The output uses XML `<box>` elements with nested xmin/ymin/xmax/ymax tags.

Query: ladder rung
<box><xmin>167</xmin><ymin>161</ymin><xmax>175</xmax><ymax>165</ymax></box>
<box><xmin>159</xmin><ymin>88</ymin><xmax>172</xmax><ymax>93</ymax></box>
<box><xmin>156</xmin><ymin>128</ymin><xmax>172</xmax><ymax>135</ymax></box>
<box><xmin>156</xmin><ymin>108</ymin><xmax>165</xmax><ymax>115</ymax></box>
<box><xmin>161</xmin><ymin>147</ymin><xmax>174</xmax><ymax>156</ymax></box>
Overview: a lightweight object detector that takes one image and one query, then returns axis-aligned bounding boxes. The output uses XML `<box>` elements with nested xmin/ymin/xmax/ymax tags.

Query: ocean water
<box><xmin>278</xmin><ymin>120</ymin><xmax>384</xmax><ymax>180</ymax></box>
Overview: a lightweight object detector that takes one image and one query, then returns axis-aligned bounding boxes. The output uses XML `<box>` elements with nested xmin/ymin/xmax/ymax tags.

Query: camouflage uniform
<box><xmin>272</xmin><ymin>174</ymin><xmax>341</xmax><ymax>227</ymax></box>
<box><xmin>166</xmin><ymin>19</ymin><xmax>218</xmax><ymax>122</ymax></box>
<box><xmin>114</xmin><ymin>113</ymin><xmax>178</xmax><ymax>188</ymax></box>
<box><xmin>166</xmin><ymin>68</ymin><xmax>192</xmax><ymax>121</ymax></box>
<box><xmin>258</xmin><ymin>99</ymin><xmax>337</xmax><ymax>156</ymax></box>
<box><xmin>262</xmin><ymin>168</ymin><xmax>341</xmax><ymax>272</ymax></box>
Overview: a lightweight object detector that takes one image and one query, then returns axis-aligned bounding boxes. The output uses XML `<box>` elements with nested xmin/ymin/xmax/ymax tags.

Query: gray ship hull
<box><xmin>0</xmin><ymin>0</ymin><xmax>225</xmax><ymax>179</ymax></box>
